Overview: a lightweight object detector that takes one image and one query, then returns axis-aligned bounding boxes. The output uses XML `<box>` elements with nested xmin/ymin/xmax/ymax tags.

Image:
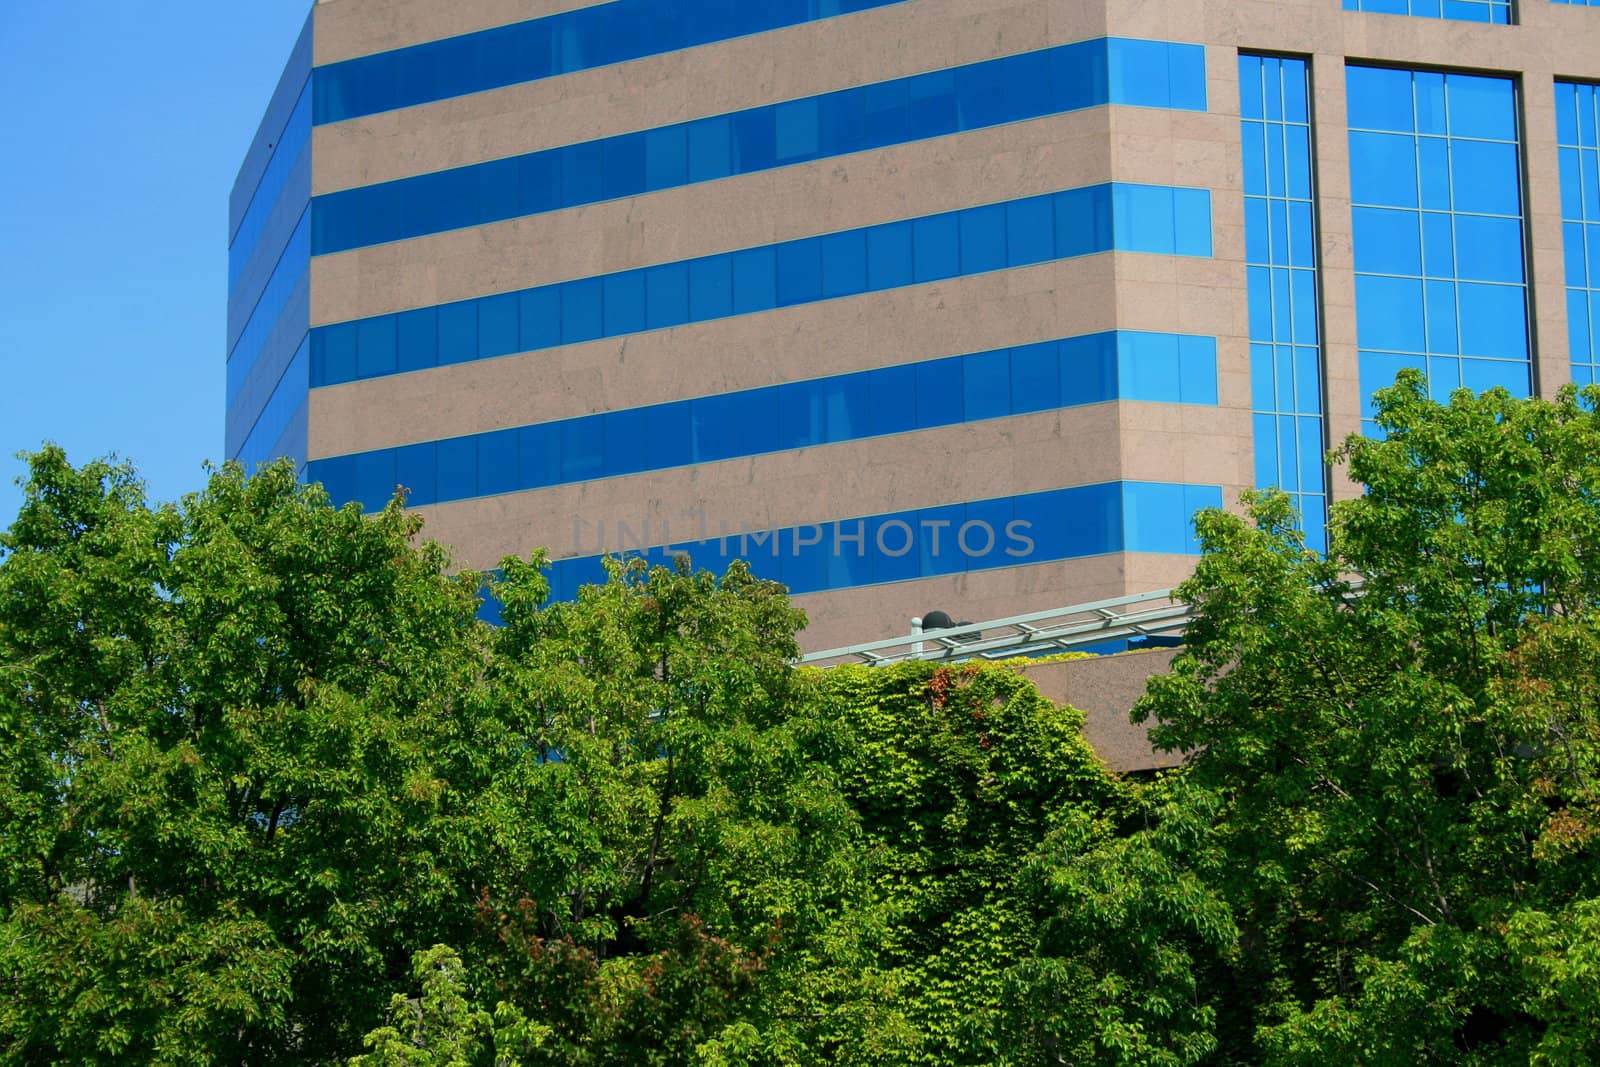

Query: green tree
<box><xmin>462</xmin><ymin>556</ymin><xmax>866</xmax><ymax>1066</ymax></box>
<box><xmin>0</xmin><ymin>450</ymin><xmax>491</xmax><ymax>1061</ymax></box>
<box><xmin>0</xmin><ymin>446</ymin><xmax>1249</xmax><ymax>1066</ymax></box>
<box><xmin>351</xmin><ymin>944</ymin><xmax>549</xmax><ymax>1066</ymax></box>
<box><xmin>1137</xmin><ymin>373</ymin><xmax>1600</xmax><ymax>1063</ymax></box>
<box><xmin>807</xmin><ymin>659</ymin><xmax>1228</xmax><ymax>1066</ymax></box>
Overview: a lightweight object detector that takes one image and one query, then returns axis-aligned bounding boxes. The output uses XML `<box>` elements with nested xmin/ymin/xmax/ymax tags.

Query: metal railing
<box><xmin>799</xmin><ymin>588</ymin><xmax>1194</xmax><ymax>667</ymax></box>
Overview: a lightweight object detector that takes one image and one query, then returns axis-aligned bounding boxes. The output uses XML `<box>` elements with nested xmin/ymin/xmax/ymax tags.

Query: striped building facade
<box><xmin>228</xmin><ymin>0</ymin><xmax>1600</xmax><ymax>650</ymax></box>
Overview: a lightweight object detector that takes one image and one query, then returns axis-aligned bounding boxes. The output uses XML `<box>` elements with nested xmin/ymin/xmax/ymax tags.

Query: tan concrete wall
<box><xmin>307</xmin><ymin>246</ymin><xmax>1246</xmax><ymax>457</ymax></box>
<box><xmin>1018</xmin><ymin>650</ymin><xmax>1184</xmax><ymax>773</ymax></box>
<box><xmin>405</xmin><ymin>400</ymin><xmax>1245</xmax><ymax>568</ymax></box>
<box><xmin>314</xmin><ymin>0</ymin><xmax>616</xmax><ymax>67</ymax></box>
<box><xmin>313</xmin><ymin>0</ymin><xmax>1105</xmax><ymax>193</ymax></box>
<box><xmin>309</xmin><ymin>258</ymin><xmax>1107</xmax><ymax>456</ymax></box>
<box><xmin>310</xmin><ymin>114</ymin><xmax>1110</xmax><ymax>327</ymax></box>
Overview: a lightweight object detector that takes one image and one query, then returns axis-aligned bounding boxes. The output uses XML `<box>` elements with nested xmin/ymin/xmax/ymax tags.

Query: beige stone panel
<box><xmin>406</xmin><ymin>404</ymin><xmax>1244</xmax><ymax>573</ymax></box>
<box><xmin>1215</xmin><ymin>337</ymin><xmax>1253</xmax><ymax>413</ymax></box>
<box><xmin>1524</xmin><ymin>74</ymin><xmax>1572</xmax><ymax>396</ymax></box>
<box><xmin>314</xmin><ymin>0</ymin><xmax>1096</xmax><ymax>192</ymax></box>
<box><xmin>1118</xmin><ymin>401</ymin><xmax>1252</xmax><ymax>493</ymax></box>
<box><xmin>421</xmin><ymin>409</ymin><xmax>1122</xmax><ymax>570</ymax></box>
<box><xmin>1108</xmin><ymin>109</ymin><xmax>1238</xmax><ymax>196</ymax></box>
<box><xmin>311</xmin><ymin>110</ymin><xmax>1123</xmax><ymax>326</ymax></box>
<box><xmin>309</xmin><ymin>251</ymin><xmax>1249</xmax><ymax>460</ymax></box>
<box><xmin>1340</xmin><ymin>16</ymin><xmax>1594</xmax><ymax>83</ymax></box>
<box><xmin>308</xmin><ymin>256</ymin><xmax>1131</xmax><ymax>456</ymax></box>
<box><xmin>1174</xmin><ymin>0</ymin><xmax>1599</xmax><ymax>78</ymax></box>
<box><xmin>1100</xmin><ymin>0</ymin><xmax>1600</xmax><ymax>85</ymax></box>
<box><xmin>1307</xmin><ymin>52</ymin><xmax>1363</xmax><ymax>500</ymax></box>
<box><xmin>1125</xmin><ymin>552</ymin><xmax>1201</xmax><ymax>592</ymax></box>
<box><xmin>314</xmin><ymin>0</ymin><xmax>596</xmax><ymax>65</ymax></box>
<box><xmin>1215</xmin><ymin>0</ymin><xmax>1332</xmax><ymax>49</ymax></box>
<box><xmin>1020</xmin><ymin>650</ymin><xmax>1183</xmax><ymax>773</ymax></box>
<box><xmin>311</xmin><ymin>0</ymin><xmax>1102</xmax><ymax>80</ymax></box>
<box><xmin>1109</xmin><ymin>252</ymin><xmax>1248</xmax><ymax>341</ymax></box>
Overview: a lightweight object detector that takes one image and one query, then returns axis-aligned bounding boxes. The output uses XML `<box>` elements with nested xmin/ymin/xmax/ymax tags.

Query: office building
<box><xmin>227</xmin><ymin>0</ymin><xmax>1600</xmax><ymax>652</ymax></box>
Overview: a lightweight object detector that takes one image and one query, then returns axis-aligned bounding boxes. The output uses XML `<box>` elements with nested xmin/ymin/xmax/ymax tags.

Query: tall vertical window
<box><xmin>1342</xmin><ymin>0</ymin><xmax>1512</xmax><ymax>23</ymax></box>
<box><xmin>1347</xmin><ymin>66</ymin><xmax>1530</xmax><ymax>430</ymax></box>
<box><xmin>1557</xmin><ymin>80</ymin><xmax>1600</xmax><ymax>384</ymax></box>
<box><xmin>1241</xmin><ymin>55</ymin><xmax>1328</xmax><ymax>550</ymax></box>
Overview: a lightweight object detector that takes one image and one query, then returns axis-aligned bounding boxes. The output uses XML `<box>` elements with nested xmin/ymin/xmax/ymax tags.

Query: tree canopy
<box><xmin>5</xmin><ymin>370</ymin><xmax>1600</xmax><ymax>1063</ymax></box>
<box><xmin>0</xmin><ymin>449</ymin><xmax>1173</xmax><ymax>1063</ymax></box>
<box><xmin>1136</xmin><ymin>372</ymin><xmax>1600</xmax><ymax>1063</ymax></box>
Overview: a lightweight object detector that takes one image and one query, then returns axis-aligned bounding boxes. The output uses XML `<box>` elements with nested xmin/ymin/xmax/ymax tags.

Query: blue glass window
<box><xmin>311</xmin><ymin>38</ymin><xmax>1208</xmax><ymax>254</ymax></box>
<box><xmin>227</xmin><ymin>210</ymin><xmax>311</xmax><ymax>408</ymax></box>
<box><xmin>1242</xmin><ymin>55</ymin><xmax>1328</xmax><ymax>549</ymax></box>
<box><xmin>1342</xmin><ymin>0</ymin><xmax>1512</xmax><ymax>23</ymax></box>
<box><xmin>306</xmin><ymin>330</ymin><xmax>1217</xmax><ymax>511</ymax></box>
<box><xmin>309</xmin><ymin>183</ymin><xmax>1214</xmax><ymax>387</ymax></box>
<box><xmin>1348</xmin><ymin>64</ymin><xmax>1530</xmax><ymax>431</ymax></box>
<box><xmin>233</xmin><ymin>338</ymin><xmax>310</xmax><ymax>473</ymax></box>
<box><xmin>229</xmin><ymin>79</ymin><xmax>311</xmax><ymax>304</ymax></box>
<box><xmin>226</xmin><ymin>204</ymin><xmax>311</xmax><ymax>469</ymax></box>
<box><xmin>533</xmin><ymin>481</ymin><xmax>1222</xmax><ymax>603</ymax></box>
<box><xmin>1557</xmin><ymin>81</ymin><xmax>1600</xmax><ymax>384</ymax></box>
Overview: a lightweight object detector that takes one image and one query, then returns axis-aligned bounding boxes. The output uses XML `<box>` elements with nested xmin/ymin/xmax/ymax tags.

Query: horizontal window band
<box><xmin>310</xmin><ymin>37</ymin><xmax>1207</xmax><ymax>254</ymax></box>
<box><xmin>463</xmin><ymin>481</ymin><xmax>1224</xmax><ymax>610</ymax></box>
<box><xmin>231</xmin><ymin>11</ymin><xmax>312</xmax><ymax>236</ymax></box>
<box><xmin>314</xmin><ymin>0</ymin><xmax>914</xmax><ymax>125</ymax></box>
<box><xmin>1341</xmin><ymin>0</ymin><xmax>1510</xmax><ymax>26</ymax></box>
<box><xmin>305</xmin><ymin>330</ymin><xmax>1219</xmax><ymax>512</ymax></box>
<box><xmin>231</xmin><ymin>78</ymin><xmax>311</xmax><ymax>285</ymax></box>
<box><xmin>232</xmin><ymin>338</ymin><xmax>311</xmax><ymax>472</ymax></box>
<box><xmin>228</xmin><ymin>208</ymin><xmax>311</xmax><ymax>410</ymax></box>
<box><xmin>238</xmin><ymin>398</ymin><xmax>308</xmax><ymax>480</ymax></box>
<box><xmin>308</xmin><ymin>182</ymin><xmax>1214</xmax><ymax>388</ymax></box>
<box><xmin>227</xmin><ymin>145</ymin><xmax>310</xmax><ymax>344</ymax></box>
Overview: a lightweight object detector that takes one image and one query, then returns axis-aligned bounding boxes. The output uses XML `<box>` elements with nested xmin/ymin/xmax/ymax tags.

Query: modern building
<box><xmin>227</xmin><ymin>0</ymin><xmax>1600</xmax><ymax>652</ymax></box>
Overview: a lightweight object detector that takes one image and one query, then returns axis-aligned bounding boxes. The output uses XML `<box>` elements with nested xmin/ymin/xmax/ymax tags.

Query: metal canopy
<box><xmin>799</xmin><ymin>588</ymin><xmax>1191</xmax><ymax>667</ymax></box>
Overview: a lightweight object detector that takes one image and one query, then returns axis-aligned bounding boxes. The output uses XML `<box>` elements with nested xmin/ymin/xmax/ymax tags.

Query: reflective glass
<box><xmin>233</xmin><ymin>338</ymin><xmax>310</xmax><ymax>472</ymax></box>
<box><xmin>309</xmin><ymin>183</ymin><xmax>1213</xmax><ymax>387</ymax></box>
<box><xmin>1348</xmin><ymin>64</ymin><xmax>1530</xmax><ymax>435</ymax></box>
<box><xmin>1242</xmin><ymin>54</ymin><xmax>1327</xmax><ymax>549</ymax></box>
<box><xmin>229</xmin><ymin>79</ymin><xmax>311</xmax><ymax>303</ymax></box>
<box><xmin>527</xmin><ymin>480</ymin><xmax>1221</xmax><ymax>602</ymax></box>
<box><xmin>1557</xmin><ymin>80</ymin><xmax>1600</xmax><ymax>381</ymax></box>
<box><xmin>228</xmin><ymin>209</ymin><xmax>310</xmax><ymax>393</ymax></box>
<box><xmin>226</xmin><ymin>204</ymin><xmax>311</xmax><ymax>467</ymax></box>
<box><xmin>1342</xmin><ymin>0</ymin><xmax>1511</xmax><ymax>22</ymax></box>
<box><xmin>306</xmin><ymin>330</ymin><xmax>1217</xmax><ymax>510</ymax></box>
<box><xmin>311</xmin><ymin>38</ymin><xmax>1208</xmax><ymax>254</ymax></box>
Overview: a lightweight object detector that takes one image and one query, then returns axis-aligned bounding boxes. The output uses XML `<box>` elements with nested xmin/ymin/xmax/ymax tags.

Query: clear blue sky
<box><xmin>0</xmin><ymin>2</ymin><xmax>312</xmax><ymax>528</ymax></box>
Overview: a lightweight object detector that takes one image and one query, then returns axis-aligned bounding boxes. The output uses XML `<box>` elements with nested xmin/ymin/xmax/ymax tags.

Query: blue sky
<box><xmin>0</xmin><ymin>2</ymin><xmax>311</xmax><ymax>527</ymax></box>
